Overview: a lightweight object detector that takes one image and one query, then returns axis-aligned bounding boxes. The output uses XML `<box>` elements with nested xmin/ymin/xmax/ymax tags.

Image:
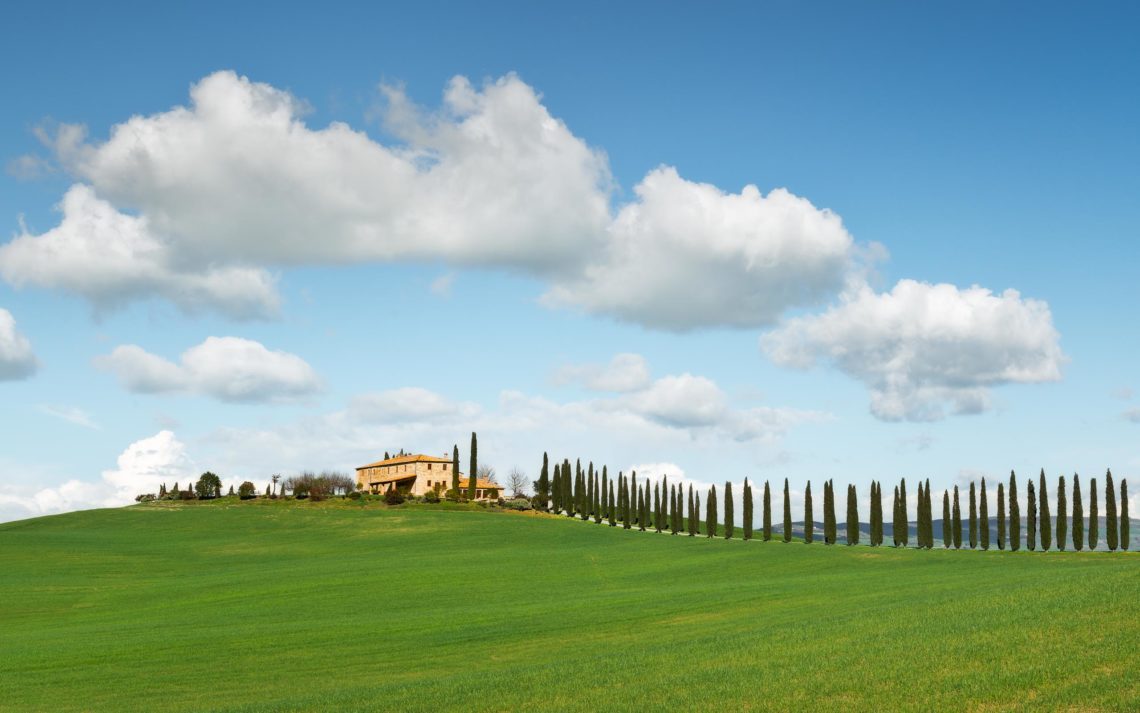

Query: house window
<box><xmin>443</xmin><ymin>463</ymin><xmax>448</xmax><ymax>470</ymax></box>
<box><xmin>427</xmin><ymin>480</ymin><xmax>432</xmax><ymax>487</ymax></box>
<box><xmin>428</xmin><ymin>464</ymin><xmax>432</xmax><ymax>470</ymax></box>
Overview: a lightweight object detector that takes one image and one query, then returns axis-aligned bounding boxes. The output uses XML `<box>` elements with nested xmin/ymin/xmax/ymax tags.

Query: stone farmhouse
<box><xmin>355</xmin><ymin>453</ymin><xmax>501</xmax><ymax>500</ymax></box>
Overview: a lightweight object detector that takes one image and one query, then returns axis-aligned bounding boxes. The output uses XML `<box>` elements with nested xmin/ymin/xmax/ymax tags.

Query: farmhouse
<box><xmin>355</xmin><ymin>453</ymin><xmax>501</xmax><ymax>500</ymax></box>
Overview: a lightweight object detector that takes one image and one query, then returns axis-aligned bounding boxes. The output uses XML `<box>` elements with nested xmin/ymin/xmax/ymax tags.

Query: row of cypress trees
<box><xmin>531</xmin><ymin>453</ymin><xmax>1132</xmax><ymax>551</ymax></box>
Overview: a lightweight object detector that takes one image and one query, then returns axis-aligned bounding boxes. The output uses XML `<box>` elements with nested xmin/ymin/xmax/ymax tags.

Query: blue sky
<box><xmin>1</xmin><ymin>1</ymin><xmax>1137</xmax><ymax>522</ymax></box>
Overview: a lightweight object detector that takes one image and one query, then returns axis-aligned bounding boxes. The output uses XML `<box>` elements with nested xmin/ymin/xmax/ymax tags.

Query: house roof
<box><xmin>356</xmin><ymin>453</ymin><xmax>453</xmax><ymax>470</ymax></box>
<box><xmin>460</xmin><ymin>477</ymin><xmax>501</xmax><ymax>490</ymax></box>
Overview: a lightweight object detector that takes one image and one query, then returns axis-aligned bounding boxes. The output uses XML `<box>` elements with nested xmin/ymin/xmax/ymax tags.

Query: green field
<box><xmin>2</xmin><ymin>500</ymin><xmax>1137</xmax><ymax>712</ymax></box>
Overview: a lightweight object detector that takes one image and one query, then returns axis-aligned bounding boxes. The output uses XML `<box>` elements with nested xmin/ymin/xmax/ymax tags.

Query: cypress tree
<box><xmin>1088</xmin><ymin>476</ymin><xmax>1098</xmax><ymax>550</ymax></box>
<box><xmin>1121</xmin><ymin>479</ymin><xmax>1129</xmax><ymax>551</ymax></box>
<box><xmin>660</xmin><ymin>476</ymin><xmax>668</xmax><ymax>531</ymax></box>
<box><xmin>594</xmin><ymin>473</ymin><xmax>603</xmax><ymax>524</ymax></box>
<box><xmin>721</xmin><ymin>481</ymin><xmax>733</xmax><ymax>539</ymax></box>
<box><xmin>563</xmin><ymin>459</ymin><xmax>573</xmax><ymax>516</ymax></box>
<box><xmin>783</xmin><ymin>478</ymin><xmax>792</xmax><ymax>543</ymax></box>
<box><xmin>1026</xmin><ymin>478</ymin><xmax>1037</xmax><ymax>551</ymax></box>
<box><xmin>656</xmin><ymin>481</ymin><xmax>665</xmax><ymax>531</ymax></box>
<box><xmin>1105</xmin><ymin>470</ymin><xmax>1118</xmax><ymax>552</ymax></box>
<box><xmin>552</xmin><ymin>464</ymin><xmax>561</xmax><ymax>513</ymax></box>
<box><xmin>690</xmin><ymin>488</ymin><xmax>698</xmax><ymax>536</ymax></box>
<box><xmin>706</xmin><ymin>486</ymin><xmax>717</xmax><ymax>538</ymax></box>
<box><xmin>847</xmin><ymin>484</ymin><xmax>858</xmax><ymax>545</ymax></box>
<box><xmin>968</xmin><ymin>482</ymin><xmax>977</xmax><ymax>549</ymax></box>
<box><xmin>743</xmin><ymin>479</ymin><xmax>753</xmax><ymax>541</ymax></box>
<box><xmin>674</xmin><ymin>485</ymin><xmax>683</xmax><ymax>534</ymax></box>
<box><xmin>899</xmin><ymin>479</ymin><xmax>908</xmax><ymax>547</ymax></box>
<box><xmin>536</xmin><ymin>452</ymin><xmax>550</xmax><ymax>511</ymax></box>
<box><xmin>1009</xmin><ymin>472</ymin><xmax>1020</xmax><ymax>552</ymax></box>
<box><xmin>1039</xmin><ymin>470</ymin><xmax>1051</xmax><ymax>551</ymax></box>
<box><xmin>609</xmin><ymin>482</ymin><xmax>617</xmax><ymax>526</ymax></box>
<box><xmin>870</xmin><ymin>481</ymin><xmax>881</xmax><ymax>546</ymax></box>
<box><xmin>943</xmin><ymin>491</ymin><xmax>951</xmax><ymax>549</ymax></box>
<box><xmin>586</xmin><ymin>463</ymin><xmax>594</xmax><ymax>519</ymax></box>
<box><xmin>452</xmin><ymin>445</ymin><xmax>461</xmax><ymax>495</ymax></box>
<box><xmin>892</xmin><ymin>486</ymin><xmax>901</xmax><ymax>547</ymax></box>
<box><xmin>601</xmin><ymin>467</ymin><xmax>609</xmax><ymax>520</ymax></box>
<box><xmin>925</xmin><ymin>479</ymin><xmax>935</xmax><ymax>548</ymax></box>
<box><xmin>1056</xmin><ymin>475</ymin><xmax>1067</xmax><ymax>551</ymax></box>
<box><xmin>637</xmin><ymin>485</ymin><xmax>646</xmax><ymax>532</ymax></box>
<box><xmin>804</xmin><ymin>482</ymin><xmax>814</xmax><ymax>544</ymax></box>
<box><xmin>980</xmin><ymin>478</ymin><xmax>990</xmax><ymax>550</ymax></box>
<box><xmin>824</xmin><ymin>480</ymin><xmax>836</xmax><ymax>545</ymax></box>
<box><xmin>1072</xmin><ymin>474</ymin><xmax>1083</xmax><ymax>551</ymax></box>
<box><xmin>467</xmin><ymin>432</ymin><xmax>478</xmax><ymax>501</ymax></box>
<box><xmin>763</xmin><ymin>480</ymin><xmax>772</xmax><ymax>541</ymax></box>
<box><xmin>623</xmin><ymin>474</ymin><xmax>632</xmax><ymax>530</ymax></box>
<box><xmin>952</xmin><ymin>485</ymin><xmax>962</xmax><ymax>549</ymax></box>
<box><xmin>997</xmin><ymin>481</ymin><xmax>1006</xmax><ymax>550</ymax></box>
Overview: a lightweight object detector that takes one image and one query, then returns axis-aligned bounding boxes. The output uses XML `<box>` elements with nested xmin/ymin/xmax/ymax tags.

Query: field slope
<box><xmin>1</xmin><ymin>501</ymin><xmax>1137</xmax><ymax>712</ymax></box>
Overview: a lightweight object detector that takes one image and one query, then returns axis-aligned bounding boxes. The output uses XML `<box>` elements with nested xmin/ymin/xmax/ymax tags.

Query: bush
<box><xmin>178</xmin><ymin>489</ymin><xmax>195</xmax><ymax>501</ymax></box>
<box><xmin>444</xmin><ymin>488</ymin><xmax>460</xmax><ymax>502</ymax></box>
<box><xmin>383</xmin><ymin>490</ymin><xmax>406</xmax><ymax>506</ymax></box>
<box><xmin>347</xmin><ymin>490</ymin><xmax>363</xmax><ymax>501</ymax></box>
<box><xmin>486</xmin><ymin>488</ymin><xmax>500</xmax><ymax>500</ymax></box>
<box><xmin>135</xmin><ymin>493</ymin><xmax>156</xmax><ymax>503</ymax></box>
<box><xmin>238</xmin><ymin>481</ymin><xmax>257</xmax><ymax>500</ymax></box>
<box><xmin>505</xmin><ymin>498</ymin><xmax>532</xmax><ymax>511</ymax></box>
<box><xmin>423</xmin><ymin>489</ymin><xmax>441</xmax><ymax>503</ymax></box>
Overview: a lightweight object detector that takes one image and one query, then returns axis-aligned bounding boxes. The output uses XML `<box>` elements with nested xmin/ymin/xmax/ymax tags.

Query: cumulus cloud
<box><xmin>348</xmin><ymin>387</ymin><xmax>480</xmax><ymax>425</ymax></box>
<box><xmin>2</xmin><ymin>71</ymin><xmax>857</xmax><ymax>327</ymax></box>
<box><xmin>0</xmin><ymin>308</ymin><xmax>37</xmax><ymax>380</ymax></box>
<box><xmin>95</xmin><ymin>336</ymin><xmax>321</xmax><ymax>403</ymax></box>
<box><xmin>543</xmin><ymin>167</ymin><xmax>856</xmax><ymax>330</ymax></box>
<box><xmin>0</xmin><ymin>186</ymin><xmax>279</xmax><ymax>319</ymax></box>
<box><xmin>0</xmin><ymin>431</ymin><xmax>194</xmax><ymax>522</ymax></box>
<box><xmin>762</xmin><ymin>280</ymin><xmax>1065</xmax><ymax>421</ymax></box>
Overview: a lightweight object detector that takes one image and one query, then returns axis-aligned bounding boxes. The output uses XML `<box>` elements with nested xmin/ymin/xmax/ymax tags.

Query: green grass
<box><xmin>1</xmin><ymin>500</ymin><xmax>1138</xmax><ymax>712</ymax></box>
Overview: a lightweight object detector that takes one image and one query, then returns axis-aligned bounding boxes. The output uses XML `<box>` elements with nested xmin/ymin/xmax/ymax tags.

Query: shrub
<box><xmin>383</xmin><ymin>490</ymin><xmax>406</xmax><ymax>506</ymax></box>
<box><xmin>505</xmin><ymin>498</ymin><xmax>532</xmax><ymax>511</ymax></box>
<box><xmin>238</xmin><ymin>481</ymin><xmax>257</xmax><ymax>500</ymax></box>
<box><xmin>178</xmin><ymin>489</ymin><xmax>195</xmax><ymax>501</ymax></box>
<box><xmin>445</xmin><ymin>488</ymin><xmax>460</xmax><ymax>502</ymax></box>
<box><xmin>134</xmin><ymin>493</ymin><xmax>156</xmax><ymax>502</ymax></box>
<box><xmin>423</xmin><ymin>489</ymin><xmax>441</xmax><ymax>503</ymax></box>
<box><xmin>347</xmin><ymin>490</ymin><xmax>363</xmax><ymax>501</ymax></box>
<box><xmin>486</xmin><ymin>488</ymin><xmax>499</xmax><ymax>500</ymax></box>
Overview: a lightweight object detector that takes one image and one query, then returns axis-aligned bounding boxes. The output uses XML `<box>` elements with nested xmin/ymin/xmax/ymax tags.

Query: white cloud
<box><xmin>1124</xmin><ymin>409</ymin><xmax>1140</xmax><ymax>424</ymax></box>
<box><xmin>37</xmin><ymin>404</ymin><xmax>99</xmax><ymax>429</ymax></box>
<box><xmin>543</xmin><ymin>166</ymin><xmax>857</xmax><ymax>330</ymax></box>
<box><xmin>0</xmin><ymin>308</ymin><xmax>37</xmax><ymax>380</ymax></box>
<box><xmin>554</xmin><ymin>352</ymin><xmax>651</xmax><ymax>392</ymax></box>
<box><xmin>95</xmin><ymin>336</ymin><xmax>321</xmax><ymax>403</ymax></box>
<box><xmin>0</xmin><ymin>186</ymin><xmax>279</xmax><ymax>319</ymax></box>
<box><xmin>348</xmin><ymin>387</ymin><xmax>480</xmax><ymax>425</ymax></box>
<box><xmin>0</xmin><ymin>430</ymin><xmax>195</xmax><ymax>522</ymax></box>
<box><xmin>2</xmin><ymin>71</ymin><xmax>859</xmax><ymax>328</ymax></box>
<box><xmin>761</xmin><ymin>280</ymin><xmax>1065</xmax><ymax>421</ymax></box>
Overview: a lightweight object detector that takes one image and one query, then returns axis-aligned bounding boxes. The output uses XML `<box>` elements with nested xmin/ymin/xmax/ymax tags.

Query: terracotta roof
<box><xmin>460</xmin><ymin>477</ymin><xmax>501</xmax><ymax>490</ymax></box>
<box><xmin>356</xmin><ymin>453</ymin><xmax>453</xmax><ymax>470</ymax></box>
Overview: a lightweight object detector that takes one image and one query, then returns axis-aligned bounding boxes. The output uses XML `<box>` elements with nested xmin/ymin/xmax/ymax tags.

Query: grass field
<box><xmin>2</xmin><ymin>499</ymin><xmax>1138</xmax><ymax>712</ymax></box>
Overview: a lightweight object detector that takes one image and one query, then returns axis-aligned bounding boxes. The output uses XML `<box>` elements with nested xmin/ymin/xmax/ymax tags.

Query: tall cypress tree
<box><xmin>979</xmin><ymin>478</ymin><xmax>990</xmax><ymax>550</ymax></box>
<box><xmin>899</xmin><ymin>479</ymin><xmax>908</xmax><ymax>547</ymax></box>
<box><xmin>1088</xmin><ymin>476</ymin><xmax>1098</xmax><ymax>551</ymax></box>
<box><xmin>688</xmin><ymin>486</ymin><xmax>696</xmax><ymax>536</ymax></box>
<box><xmin>1026</xmin><ymin>478</ymin><xmax>1037</xmax><ymax>551</ymax></box>
<box><xmin>594</xmin><ymin>473</ymin><xmax>603</xmax><ymax>524</ymax></box>
<box><xmin>623</xmin><ymin>474</ymin><xmax>632</xmax><ymax>529</ymax></box>
<box><xmin>952</xmin><ymin>485</ymin><xmax>962</xmax><ymax>549</ymax></box>
<box><xmin>706</xmin><ymin>486</ymin><xmax>717</xmax><ymax>538</ymax></box>
<box><xmin>822</xmin><ymin>481</ymin><xmax>832</xmax><ymax>545</ymax></box>
<box><xmin>563</xmin><ymin>459</ymin><xmax>573</xmax><ymax>517</ymax></box>
<box><xmin>892</xmin><ymin>486</ymin><xmax>901</xmax><ymax>547</ymax></box>
<box><xmin>1105</xmin><ymin>470</ymin><xmax>1118</xmax><ymax>551</ymax></box>
<box><xmin>871</xmin><ymin>481</ymin><xmax>882</xmax><ymax>546</ymax></box>
<box><xmin>783</xmin><ymin>478</ymin><xmax>792</xmax><ymax>543</ymax></box>
<box><xmin>1056</xmin><ymin>475</ymin><xmax>1067</xmax><ymax>551</ymax></box>
<box><xmin>1117</xmin><ymin>479</ymin><xmax>1126</xmax><ymax>549</ymax></box>
<box><xmin>637</xmin><ymin>485</ymin><xmax>645</xmax><ymax>531</ymax></box>
<box><xmin>653</xmin><ymin>482</ymin><xmax>661</xmax><ymax>532</ymax></box>
<box><xmin>1121</xmin><ymin>479</ymin><xmax>1130</xmax><ymax>551</ymax></box>
<box><xmin>743</xmin><ymin>480</ymin><xmax>753</xmax><ymax>541</ymax></box>
<box><xmin>804</xmin><ymin>482</ymin><xmax>814</xmax><ymax>544</ymax></box>
<box><xmin>763</xmin><ymin>480</ymin><xmax>772</xmax><ymax>541</ymax></box>
<box><xmin>553</xmin><ymin>463</ymin><xmax>563</xmax><ymax>513</ymax></box>
<box><xmin>601</xmin><ymin>467</ymin><xmax>609</xmax><ymax>520</ymax></box>
<box><xmin>587</xmin><ymin>463</ymin><xmax>595</xmax><ymax>518</ymax></box>
<box><xmin>997</xmin><ymin>481</ymin><xmax>1006</xmax><ymax>550</ymax></box>
<box><xmin>968</xmin><ymin>482</ymin><xmax>977</xmax><ymax>549</ymax></box>
<box><xmin>724</xmin><ymin>481</ymin><xmax>734</xmax><ymax>540</ymax></box>
<box><xmin>942</xmin><ymin>491</ymin><xmax>951</xmax><ymax>549</ymax></box>
<box><xmin>660</xmin><ymin>476</ymin><xmax>668</xmax><ymax>531</ymax></box>
<box><xmin>1039</xmin><ymin>470</ymin><xmax>1051</xmax><ymax>551</ymax></box>
<box><xmin>915</xmin><ymin>481</ymin><xmax>925</xmax><ymax>548</ymax></box>
<box><xmin>926</xmin><ymin>479</ymin><xmax>935</xmax><ymax>548</ymax></box>
<box><xmin>1009</xmin><ymin>472</ymin><xmax>1020</xmax><ymax>552</ymax></box>
<box><xmin>536</xmin><ymin>452</ymin><xmax>550</xmax><ymax>511</ymax></box>
<box><xmin>452</xmin><ymin>445</ymin><xmax>461</xmax><ymax>495</ymax></box>
<box><xmin>468</xmin><ymin>432</ymin><xmax>478</xmax><ymax>500</ymax></box>
<box><xmin>608</xmin><ymin>481</ymin><xmax>616</xmax><ymax>526</ymax></box>
<box><xmin>847</xmin><ymin>484</ymin><xmax>859</xmax><ymax>545</ymax></box>
<box><xmin>1072</xmin><ymin>474</ymin><xmax>1083</xmax><ymax>551</ymax></box>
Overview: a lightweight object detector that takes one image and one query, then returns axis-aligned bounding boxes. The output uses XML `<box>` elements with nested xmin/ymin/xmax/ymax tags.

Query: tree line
<box><xmin>531</xmin><ymin>456</ymin><xmax>1132</xmax><ymax>552</ymax></box>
